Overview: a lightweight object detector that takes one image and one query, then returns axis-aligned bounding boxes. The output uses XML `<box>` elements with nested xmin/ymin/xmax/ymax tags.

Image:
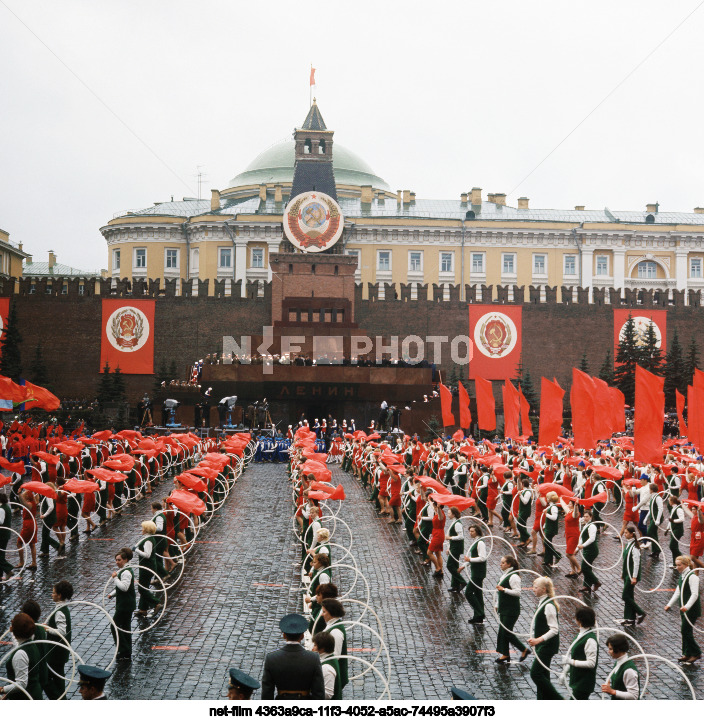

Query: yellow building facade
<box><xmin>0</xmin><ymin>227</ymin><xmax>31</xmax><ymax>279</ymax></box>
<box><xmin>101</xmin><ymin>104</ymin><xmax>704</xmax><ymax>302</ymax></box>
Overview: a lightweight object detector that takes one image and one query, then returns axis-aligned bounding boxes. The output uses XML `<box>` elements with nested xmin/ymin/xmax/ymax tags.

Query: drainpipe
<box><xmin>460</xmin><ymin>220</ymin><xmax>466</xmax><ymax>301</ymax></box>
<box><xmin>572</xmin><ymin>222</ymin><xmax>584</xmax><ymax>287</ymax></box>
<box><xmin>181</xmin><ymin>221</ymin><xmax>190</xmax><ymax>290</ymax></box>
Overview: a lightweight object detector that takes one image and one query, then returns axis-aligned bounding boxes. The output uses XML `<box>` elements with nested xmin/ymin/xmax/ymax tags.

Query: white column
<box><xmin>675</xmin><ymin>248</ymin><xmax>688</xmax><ymax>292</ymax></box>
<box><xmin>613</xmin><ymin>248</ymin><xmax>625</xmax><ymax>289</ymax></box>
<box><xmin>267</xmin><ymin>239</ymin><xmax>282</xmax><ymax>282</ymax></box>
<box><xmin>234</xmin><ymin>238</ymin><xmax>247</xmax><ymax>297</ymax></box>
<box><xmin>581</xmin><ymin>248</ymin><xmax>593</xmax><ymax>289</ymax></box>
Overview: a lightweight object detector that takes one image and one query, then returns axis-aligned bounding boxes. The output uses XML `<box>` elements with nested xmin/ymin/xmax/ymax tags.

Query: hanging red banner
<box><xmin>100</xmin><ymin>300</ymin><xmax>155</xmax><ymax>374</ymax></box>
<box><xmin>613</xmin><ymin>309</ymin><xmax>667</xmax><ymax>363</ymax></box>
<box><xmin>469</xmin><ymin>305</ymin><xmax>522</xmax><ymax>380</ymax></box>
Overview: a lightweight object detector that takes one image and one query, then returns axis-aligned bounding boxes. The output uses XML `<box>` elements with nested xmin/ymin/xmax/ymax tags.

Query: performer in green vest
<box><xmin>494</xmin><ymin>555</ymin><xmax>529</xmax><ymax>664</ymax></box>
<box><xmin>312</xmin><ymin>631</ymin><xmax>342</xmax><ymax>700</ymax></box>
<box><xmin>0</xmin><ymin>613</ymin><xmax>43</xmax><ymax>699</ymax></box>
<box><xmin>108</xmin><ymin>547</ymin><xmax>137</xmax><ymax>660</ymax></box>
<box><xmin>527</xmin><ymin>577</ymin><xmax>562</xmax><ymax>699</ymax></box>
<box><xmin>500</xmin><ymin>474</ymin><xmax>516</xmax><ymax>535</ymax></box>
<box><xmin>516</xmin><ymin>480</ymin><xmax>533</xmax><ymax>546</ymax></box>
<box><xmin>45</xmin><ymin>580</ymin><xmax>74</xmax><ymax>699</ymax></box>
<box><xmin>620</xmin><ymin>525</ymin><xmax>646</xmax><ymax>626</ymax></box>
<box><xmin>19</xmin><ymin>600</ymin><xmax>48</xmax><ymax>696</ymax></box>
<box><xmin>321</xmin><ymin>598</ymin><xmax>349</xmax><ymax>690</ymax></box>
<box><xmin>645</xmin><ymin>485</ymin><xmax>663</xmax><ymax>559</ymax></box>
<box><xmin>134</xmin><ymin>521</ymin><xmax>162</xmax><ymax>615</ymax></box>
<box><xmin>304</xmin><ymin>554</ymin><xmax>331</xmax><ymax>632</ymax></box>
<box><xmin>666</xmin><ymin>494</ymin><xmax>686</xmax><ymax>569</ymax></box>
<box><xmin>446</xmin><ymin>507</ymin><xmax>467</xmax><ymax>593</ymax></box>
<box><xmin>561</xmin><ymin>605</ymin><xmax>598</xmax><ymax>700</ymax></box>
<box><xmin>38</xmin><ymin>487</ymin><xmax>60</xmax><ymax>556</ymax></box>
<box><xmin>665</xmin><ymin>555</ymin><xmax>702</xmax><ymax>663</ymax></box>
<box><xmin>463</xmin><ymin>525</ymin><xmax>486</xmax><ymax>622</ymax></box>
<box><xmin>542</xmin><ymin>493</ymin><xmax>562</xmax><ymax>567</ymax></box>
<box><xmin>476</xmin><ymin>467</ymin><xmax>490</xmax><ymax>523</ymax></box>
<box><xmin>601</xmin><ymin>633</ymin><xmax>640</xmax><ymax>699</ymax></box>
<box><xmin>578</xmin><ymin>509</ymin><xmax>601</xmax><ymax>594</ymax></box>
<box><xmin>0</xmin><ymin>492</ymin><xmax>13</xmax><ymax>580</ymax></box>
<box><xmin>417</xmin><ymin>491</ymin><xmax>434</xmax><ymax>563</ymax></box>
<box><xmin>402</xmin><ymin>477</ymin><xmax>418</xmax><ymax>546</ymax></box>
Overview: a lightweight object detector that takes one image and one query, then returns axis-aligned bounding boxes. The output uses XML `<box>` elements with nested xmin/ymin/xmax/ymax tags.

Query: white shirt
<box><xmin>467</xmin><ymin>538</ymin><xmax>487</xmax><ymax>563</ymax></box>
<box><xmin>668</xmin><ymin>572</ymin><xmax>700</xmax><ymax>611</ymax></box>
<box><xmin>2</xmin><ymin>638</ymin><xmax>30</xmax><ymax>695</ymax></box>
<box><xmin>634</xmin><ymin>484</ymin><xmax>651</xmax><ymax>512</ymax></box>
<box><xmin>580</xmin><ymin>522</ymin><xmax>597</xmax><ymax>548</ymax></box>
<box><xmin>46</xmin><ymin>603</ymin><xmax>68</xmax><ymax>639</ymax></box>
<box><xmin>447</xmin><ymin>522</ymin><xmax>464</xmax><ymax>542</ymax></box>
<box><xmin>319</xmin><ymin>653</ymin><xmax>337</xmax><ymax>699</ymax></box>
<box><xmin>625</xmin><ymin>541</ymin><xmax>640</xmax><ymax>578</ymax></box>
<box><xmin>564</xmin><ymin>628</ymin><xmax>598</xmax><ymax>668</ymax></box>
<box><xmin>324</xmin><ymin>620</ymin><xmax>345</xmax><ymax>658</ymax></box>
<box><xmin>495</xmin><ymin>571</ymin><xmax>521</xmax><ymax>610</ymax></box>
<box><xmin>530</xmin><ymin>598</ymin><xmax>559</xmax><ymax>642</ymax></box>
<box><xmin>136</xmin><ymin>539</ymin><xmax>153</xmax><ymax>559</ymax></box>
<box><xmin>607</xmin><ymin>654</ymin><xmax>639</xmax><ymax>700</ymax></box>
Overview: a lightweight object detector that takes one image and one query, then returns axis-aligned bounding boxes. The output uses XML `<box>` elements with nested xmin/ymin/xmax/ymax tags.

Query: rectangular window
<box><xmin>251</xmin><ymin>248</ymin><xmax>264</xmax><ymax>268</ymax></box>
<box><xmin>471</xmin><ymin>253</ymin><xmax>484</xmax><ymax>273</ymax></box>
<box><xmin>564</xmin><ymin>254</ymin><xmax>577</xmax><ymax>276</ymax></box>
<box><xmin>502</xmin><ymin>253</ymin><xmax>515</xmax><ymax>275</ymax></box>
<box><xmin>78</xmin><ymin>284</ymin><xmax>85</xmax><ymax>296</ymax></box>
<box><xmin>113</xmin><ymin>249</ymin><xmax>120</xmax><ymax>271</ymax></box>
<box><xmin>691</xmin><ymin>258</ymin><xmax>702</xmax><ymax>278</ymax></box>
<box><xmin>165</xmin><ymin>249</ymin><xmax>178</xmax><ymax>269</ymax></box>
<box><xmin>638</xmin><ymin>261</ymin><xmax>657</xmax><ymax>279</ymax></box>
<box><xmin>135</xmin><ymin>248</ymin><xmax>146</xmax><ymax>268</ymax></box>
<box><xmin>346</xmin><ymin>249</ymin><xmax>360</xmax><ymax>269</ymax></box>
<box><xmin>533</xmin><ymin>254</ymin><xmax>546</xmax><ymax>275</ymax></box>
<box><xmin>596</xmin><ymin>255</ymin><xmax>608</xmax><ymax>276</ymax></box>
<box><xmin>378</xmin><ymin>251</ymin><xmax>391</xmax><ymax>271</ymax></box>
<box><xmin>441</xmin><ymin>252</ymin><xmax>454</xmax><ymax>273</ymax></box>
<box><xmin>409</xmin><ymin>251</ymin><xmax>422</xmax><ymax>272</ymax></box>
<box><xmin>218</xmin><ymin>248</ymin><xmax>232</xmax><ymax>268</ymax></box>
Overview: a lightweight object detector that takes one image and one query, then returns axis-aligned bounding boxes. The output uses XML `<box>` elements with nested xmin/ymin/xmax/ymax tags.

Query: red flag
<box><xmin>0</xmin><ymin>375</ymin><xmax>31</xmax><ymax>404</ymax></box>
<box><xmin>689</xmin><ymin>383</ymin><xmax>704</xmax><ymax>452</ymax></box>
<box><xmin>23</xmin><ymin>381</ymin><xmax>60</xmax><ymax>411</ymax></box>
<box><xmin>502</xmin><ymin>380</ymin><xmax>520</xmax><ymax>439</ymax></box>
<box><xmin>310</xmin><ymin>66</ymin><xmax>316</xmax><ymax>86</ymax></box>
<box><xmin>458</xmin><ymin>381</ymin><xmax>471</xmax><ymax>429</ymax></box>
<box><xmin>100</xmin><ymin>300</ymin><xmax>155</xmax><ymax>374</ymax></box>
<box><xmin>571</xmin><ymin>368</ymin><xmax>596</xmax><ymax>451</ymax></box>
<box><xmin>475</xmin><ymin>377</ymin><xmax>496</xmax><ymax>431</ymax></box>
<box><xmin>0</xmin><ymin>298</ymin><xmax>9</xmax><ymax>361</ymax></box>
<box><xmin>518</xmin><ymin>386</ymin><xmax>533</xmax><ymax>437</ymax></box>
<box><xmin>676</xmin><ymin>389</ymin><xmax>688</xmax><ymax>437</ymax></box>
<box><xmin>439</xmin><ymin>383</ymin><xmax>455</xmax><ymax>427</ymax></box>
<box><xmin>592</xmin><ymin>377</ymin><xmax>613</xmax><ymax>440</ymax></box>
<box><xmin>610</xmin><ymin>387</ymin><xmax>626</xmax><ymax>433</ymax></box>
<box><xmin>634</xmin><ymin>365</ymin><xmax>664</xmax><ymax>464</ymax></box>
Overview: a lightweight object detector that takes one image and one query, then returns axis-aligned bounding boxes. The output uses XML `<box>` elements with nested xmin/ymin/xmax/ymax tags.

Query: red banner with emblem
<box><xmin>613</xmin><ymin>309</ymin><xmax>667</xmax><ymax>362</ymax></box>
<box><xmin>100</xmin><ymin>300</ymin><xmax>155</xmax><ymax>374</ymax></box>
<box><xmin>469</xmin><ymin>305</ymin><xmax>522</xmax><ymax>380</ymax></box>
<box><xmin>0</xmin><ymin>298</ymin><xmax>9</xmax><ymax>360</ymax></box>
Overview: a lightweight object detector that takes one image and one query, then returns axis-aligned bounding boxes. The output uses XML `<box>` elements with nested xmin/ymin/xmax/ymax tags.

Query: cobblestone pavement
<box><xmin>0</xmin><ymin>461</ymin><xmax>702</xmax><ymax>700</ymax></box>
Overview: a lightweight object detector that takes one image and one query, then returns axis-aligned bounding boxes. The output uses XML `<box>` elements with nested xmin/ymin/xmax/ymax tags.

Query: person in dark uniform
<box><xmin>261</xmin><ymin>614</ymin><xmax>325</xmax><ymax>700</ymax></box>
<box><xmin>227</xmin><ymin>668</ymin><xmax>260</xmax><ymax>700</ymax></box>
<box><xmin>76</xmin><ymin>665</ymin><xmax>111</xmax><ymax>700</ymax></box>
<box><xmin>107</xmin><ymin>547</ymin><xmax>136</xmax><ymax>660</ymax></box>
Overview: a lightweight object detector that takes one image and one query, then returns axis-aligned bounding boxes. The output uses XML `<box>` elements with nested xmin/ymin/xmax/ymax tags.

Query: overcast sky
<box><xmin>1</xmin><ymin>0</ymin><xmax>703</xmax><ymax>271</ymax></box>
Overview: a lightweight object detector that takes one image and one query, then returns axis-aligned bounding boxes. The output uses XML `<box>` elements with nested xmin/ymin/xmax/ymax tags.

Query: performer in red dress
<box><xmin>559</xmin><ymin>497</ymin><xmax>581</xmax><ymax>576</ymax></box>
<box><xmin>427</xmin><ymin>500</ymin><xmax>446</xmax><ymax>577</ymax></box>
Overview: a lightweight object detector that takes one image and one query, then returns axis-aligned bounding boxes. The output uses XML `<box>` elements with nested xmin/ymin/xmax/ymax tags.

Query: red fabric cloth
<box><xmin>634</xmin><ymin>365</ymin><xmax>664</xmax><ymax>465</ymax></box>
<box><xmin>676</xmin><ymin>389</ymin><xmax>688</xmax><ymax>437</ymax></box>
<box><xmin>475</xmin><ymin>377</ymin><xmax>496</xmax><ymax>431</ymax></box>
<box><xmin>539</xmin><ymin>377</ymin><xmax>564</xmax><ymax>447</ymax></box>
<box><xmin>518</xmin><ymin>387</ymin><xmax>533</xmax><ymax>437</ymax></box>
<box><xmin>502</xmin><ymin>380</ymin><xmax>520</xmax><ymax>439</ymax></box>
<box><xmin>593</xmin><ymin>377</ymin><xmax>613</xmax><ymax>440</ymax></box>
<box><xmin>571</xmin><ymin>368</ymin><xmax>596</xmax><ymax>451</ymax></box>
<box><xmin>19</xmin><ymin>500</ymin><xmax>37</xmax><ymax>544</ymax></box>
<box><xmin>458</xmin><ymin>381</ymin><xmax>472</xmax><ymax>429</ymax></box>
<box><xmin>439</xmin><ymin>383</ymin><xmax>455</xmax><ymax>427</ymax></box>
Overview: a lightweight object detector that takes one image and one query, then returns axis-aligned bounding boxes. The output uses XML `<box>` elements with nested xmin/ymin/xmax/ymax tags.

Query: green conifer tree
<box><xmin>97</xmin><ymin>362</ymin><xmax>113</xmax><ymax>407</ymax></box>
<box><xmin>685</xmin><ymin>336</ymin><xmax>700</xmax><ymax>388</ymax></box>
<box><xmin>579</xmin><ymin>351</ymin><xmax>589</xmax><ymax>374</ymax></box>
<box><xmin>663</xmin><ymin>329</ymin><xmax>685</xmax><ymax>408</ymax></box>
<box><xmin>598</xmin><ymin>350</ymin><xmax>615</xmax><ymax>385</ymax></box>
<box><xmin>28</xmin><ymin>344</ymin><xmax>50</xmax><ymax>389</ymax></box>
<box><xmin>111</xmin><ymin>366</ymin><xmax>128</xmax><ymax>405</ymax></box>
<box><xmin>641</xmin><ymin>321</ymin><xmax>664</xmax><ymax>374</ymax></box>
<box><xmin>614</xmin><ymin>313</ymin><xmax>642</xmax><ymax>406</ymax></box>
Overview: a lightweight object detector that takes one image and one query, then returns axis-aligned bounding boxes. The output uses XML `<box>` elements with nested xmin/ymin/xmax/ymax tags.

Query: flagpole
<box><xmin>310</xmin><ymin>64</ymin><xmax>312</xmax><ymax>107</ymax></box>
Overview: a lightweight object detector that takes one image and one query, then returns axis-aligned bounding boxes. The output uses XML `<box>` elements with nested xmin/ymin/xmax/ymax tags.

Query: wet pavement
<box><xmin>0</xmin><ymin>461</ymin><xmax>702</xmax><ymax>700</ymax></box>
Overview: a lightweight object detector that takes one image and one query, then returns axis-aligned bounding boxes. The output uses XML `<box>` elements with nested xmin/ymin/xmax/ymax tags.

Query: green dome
<box><xmin>227</xmin><ymin>139</ymin><xmax>390</xmax><ymax>191</ymax></box>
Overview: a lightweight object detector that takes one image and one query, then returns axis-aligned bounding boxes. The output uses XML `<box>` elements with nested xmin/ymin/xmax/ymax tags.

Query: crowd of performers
<box><xmin>0</xmin><ymin>420</ymin><xmax>252</xmax><ymax>699</ymax></box>
<box><xmin>322</xmin><ymin>429</ymin><xmax>702</xmax><ymax>700</ymax></box>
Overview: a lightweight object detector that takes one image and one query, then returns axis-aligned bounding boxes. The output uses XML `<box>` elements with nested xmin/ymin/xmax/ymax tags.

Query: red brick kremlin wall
<box><xmin>4</xmin><ymin>276</ymin><xmax>704</xmax><ymax>405</ymax></box>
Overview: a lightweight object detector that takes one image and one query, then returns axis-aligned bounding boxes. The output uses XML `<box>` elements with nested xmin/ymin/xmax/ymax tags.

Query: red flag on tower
<box><xmin>310</xmin><ymin>66</ymin><xmax>316</xmax><ymax>86</ymax></box>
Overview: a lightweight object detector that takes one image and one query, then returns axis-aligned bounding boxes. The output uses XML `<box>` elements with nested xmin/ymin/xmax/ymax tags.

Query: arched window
<box><xmin>637</xmin><ymin>261</ymin><xmax>657</xmax><ymax>279</ymax></box>
<box><xmin>304</xmin><ymin>139</ymin><xmax>312</xmax><ymax>154</ymax></box>
<box><xmin>318</xmin><ymin>139</ymin><xmax>326</xmax><ymax>154</ymax></box>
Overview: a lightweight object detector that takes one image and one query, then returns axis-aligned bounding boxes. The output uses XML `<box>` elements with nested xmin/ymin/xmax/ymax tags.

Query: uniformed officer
<box><xmin>227</xmin><ymin>668</ymin><xmax>260</xmax><ymax>700</ymax></box>
<box><xmin>76</xmin><ymin>665</ymin><xmax>112</xmax><ymax>700</ymax></box>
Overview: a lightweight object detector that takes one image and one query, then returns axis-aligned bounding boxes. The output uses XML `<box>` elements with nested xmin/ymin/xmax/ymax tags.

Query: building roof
<box><xmin>226</xmin><ymin>140</ymin><xmax>390</xmax><ymax>191</ymax></box>
<box><xmin>301</xmin><ymin>101</ymin><xmax>327</xmax><ymax>131</ymax></box>
<box><xmin>120</xmin><ymin>194</ymin><xmax>704</xmax><ymax>227</ymax></box>
<box><xmin>23</xmin><ymin>261</ymin><xmax>98</xmax><ymax>278</ymax></box>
